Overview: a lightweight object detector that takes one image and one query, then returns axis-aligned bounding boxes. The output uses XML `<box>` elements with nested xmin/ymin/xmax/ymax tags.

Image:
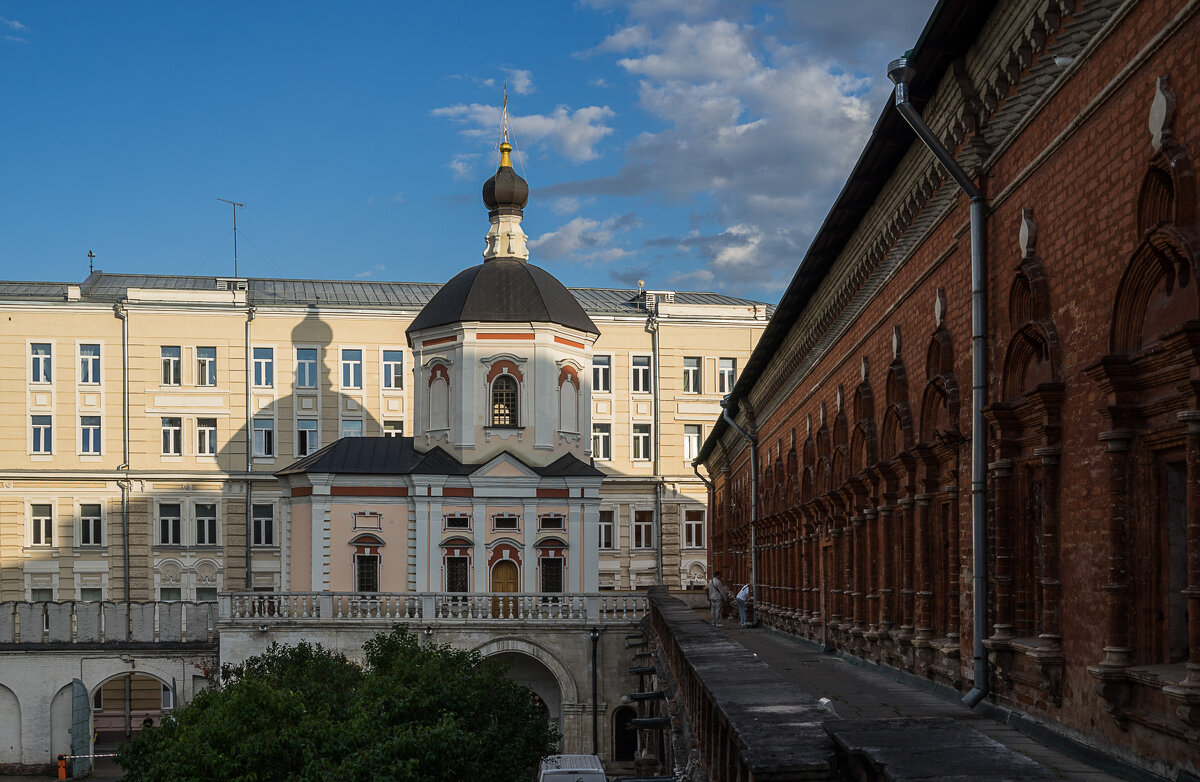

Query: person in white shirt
<box><xmin>736</xmin><ymin>583</ymin><xmax>751</xmax><ymax>627</ymax></box>
<box><xmin>706</xmin><ymin>571</ymin><xmax>730</xmax><ymax>626</ymax></box>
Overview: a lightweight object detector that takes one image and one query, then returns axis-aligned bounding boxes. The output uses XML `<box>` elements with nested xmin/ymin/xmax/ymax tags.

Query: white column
<box><xmin>523</xmin><ymin>500</ymin><xmax>538</xmax><ymax>591</ymax></box>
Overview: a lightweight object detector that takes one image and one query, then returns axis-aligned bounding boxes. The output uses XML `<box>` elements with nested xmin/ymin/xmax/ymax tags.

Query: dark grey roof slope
<box><xmin>407</xmin><ymin>259</ymin><xmax>599</xmax><ymax>336</ymax></box>
<box><xmin>277</xmin><ymin>438</ymin><xmax>593</xmax><ymax>478</ymax></box>
<box><xmin>536</xmin><ymin>453</ymin><xmax>604</xmax><ymax>478</ymax></box>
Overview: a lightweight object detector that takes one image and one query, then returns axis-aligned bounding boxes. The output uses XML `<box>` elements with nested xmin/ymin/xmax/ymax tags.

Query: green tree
<box><xmin>118</xmin><ymin>627</ymin><xmax>559</xmax><ymax>782</ymax></box>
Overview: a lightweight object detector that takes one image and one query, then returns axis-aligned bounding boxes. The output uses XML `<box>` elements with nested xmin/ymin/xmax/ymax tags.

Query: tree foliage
<box><xmin>118</xmin><ymin>627</ymin><xmax>559</xmax><ymax>782</ymax></box>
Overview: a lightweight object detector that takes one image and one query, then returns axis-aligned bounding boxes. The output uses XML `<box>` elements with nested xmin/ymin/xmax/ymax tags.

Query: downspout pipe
<box><xmin>647</xmin><ymin>311</ymin><xmax>664</xmax><ymax>586</ymax></box>
<box><xmin>888</xmin><ymin>55</ymin><xmax>990</xmax><ymax>708</ymax></box>
<box><xmin>114</xmin><ymin>303</ymin><xmax>131</xmax><ymax>606</ymax></box>
<box><xmin>721</xmin><ymin>397</ymin><xmax>757</xmax><ymax>612</ymax></box>
<box><xmin>245</xmin><ymin>307</ymin><xmax>256</xmax><ymax>591</ymax></box>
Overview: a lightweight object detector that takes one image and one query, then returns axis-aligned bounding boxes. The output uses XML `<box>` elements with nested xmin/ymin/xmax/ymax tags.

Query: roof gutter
<box><xmin>889</xmin><ymin>54</ymin><xmax>990</xmax><ymax>709</ymax></box>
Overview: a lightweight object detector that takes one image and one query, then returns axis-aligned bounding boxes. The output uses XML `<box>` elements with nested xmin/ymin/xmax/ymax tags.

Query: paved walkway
<box><xmin>718</xmin><ymin>620</ymin><xmax>1130</xmax><ymax>782</ymax></box>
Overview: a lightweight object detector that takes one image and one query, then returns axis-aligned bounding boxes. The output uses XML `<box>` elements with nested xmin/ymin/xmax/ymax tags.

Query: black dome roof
<box><xmin>406</xmin><ymin>258</ymin><xmax>599</xmax><ymax>336</ymax></box>
<box><xmin>482</xmin><ymin>142</ymin><xmax>528</xmax><ymax>213</ymax></box>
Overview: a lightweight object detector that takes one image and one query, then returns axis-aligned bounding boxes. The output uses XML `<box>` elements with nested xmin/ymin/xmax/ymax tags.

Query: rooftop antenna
<box><xmin>88</xmin><ymin>250</ymin><xmax>95</xmax><ymax>274</ymax></box>
<box><xmin>217</xmin><ymin>198</ymin><xmax>245</xmax><ymax>277</ymax></box>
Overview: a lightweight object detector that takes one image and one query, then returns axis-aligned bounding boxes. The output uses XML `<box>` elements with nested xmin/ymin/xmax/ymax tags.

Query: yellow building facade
<box><xmin>0</xmin><ymin>273</ymin><xmax>767</xmax><ymax>602</ymax></box>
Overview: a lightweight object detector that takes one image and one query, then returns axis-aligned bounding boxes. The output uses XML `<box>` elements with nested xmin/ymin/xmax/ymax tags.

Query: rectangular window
<box><xmin>446</xmin><ymin>557</ymin><xmax>469</xmax><ymax>593</ymax></box>
<box><xmin>161</xmin><ymin>346</ymin><xmax>181</xmax><ymax>386</ymax></box>
<box><xmin>295</xmin><ymin>348</ymin><xmax>318</xmax><ymax>389</ymax></box>
<box><xmin>593</xmin><ymin>355</ymin><xmax>611</xmax><ymax>393</ymax></box>
<box><xmin>80</xmin><ymin>587</ymin><xmax>104</xmax><ymax>602</ymax></box>
<box><xmin>196</xmin><ymin>587</ymin><xmax>218</xmax><ymax>602</ymax></box>
<box><xmin>683</xmin><ymin>356</ymin><xmax>701</xmax><ymax>394</ymax></box>
<box><xmin>718</xmin><ymin>357</ymin><xmax>737</xmax><ymax>394</ymax></box>
<box><xmin>80</xmin><ymin>416</ymin><xmax>101</xmax><ymax>454</ymax></box>
<box><xmin>161</xmin><ymin>417</ymin><xmax>182</xmax><ymax>455</ymax></box>
<box><xmin>445</xmin><ymin>516</ymin><xmax>470</xmax><ymax>530</ymax></box>
<box><xmin>80</xmin><ymin>344</ymin><xmax>100</xmax><ymax>384</ymax></box>
<box><xmin>684</xmin><ymin>509</ymin><xmax>706</xmax><ymax>549</ymax></box>
<box><xmin>79</xmin><ymin>503</ymin><xmax>103</xmax><ymax>547</ymax></box>
<box><xmin>592</xmin><ymin>423</ymin><xmax>612</xmax><ymax>460</ymax></box>
<box><xmin>196</xmin><ymin>347</ymin><xmax>217</xmax><ymax>386</ymax></box>
<box><xmin>632</xmin><ymin>355</ymin><xmax>652</xmax><ymax>393</ymax></box>
<box><xmin>493</xmin><ymin>515</ymin><xmax>519</xmax><ymax>531</ymax></box>
<box><xmin>253</xmin><ymin>347</ymin><xmax>274</xmax><ymax>387</ymax></box>
<box><xmin>32</xmin><ymin>415</ymin><xmax>52</xmax><ymax>454</ymax></box>
<box><xmin>384</xmin><ymin>420</ymin><xmax>404</xmax><ymax>437</ymax></box>
<box><xmin>684</xmin><ymin>424</ymin><xmax>702</xmax><ymax>462</ymax></box>
<box><xmin>633</xmin><ymin>510</ymin><xmax>654</xmax><ymax>549</ymax></box>
<box><xmin>31</xmin><ymin>587</ymin><xmax>54</xmax><ymax>602</ymax></box>
<box><xmin>253</xmin><ymin>418</ymin><xmax>274</xmax><ymax>457</ymax></box>
<box><xmin>540</xmin><ymin>515</ymin><xmax>564</xmax><ymax>530</ymax></box>
<box><xmin>382</xmin><ymin>350</ymin><xmax>404</xmax><ymax>389</ymax></box>
<box><xmin>31</xmin><ymin>343</ymin><xmax>52</xmax><ymax>383</ymax></box>
<box><xmin>31</xmin><ymin>504</ymin><xmax>53</xmax><ymax>546</ymax></box>
<box><xmin>598</xmin><ymin>509</ymin><xmax>615</xmax><ymax>550</ymax></box>
<box><xmin>341</xmin><ymin>349</ymin><xmax>363</xmax><ymax>389</ymax></box>
<box><xmin>252</xmin><ymin>504</ymin><xmax>275</xmax><ymax>547</ymax></box>
<box><xmin>356</xmin><ymin>554</ymin><xmax>380</xmax><ymax>592</ymax></box>
<box><xmin>197</xmin><ymin>418</ymin><xmax>217</xmax><ymax>455</ymax></box>
<box><xmin>632</xmin><ymin>423</ymin><xmax>652</xmax><ymax>460</ymax></box>
<box><xmin>297</xmin><ymin>419</ymin><xmax>319</xmax><ymax>455</ymax></box>
<box><xmin>341</xmin><ymin>419</ymin><xmax>363</xmax><ymax>438</ymax></box>
<box><xmin>159</xmin><ymin>588</ymin><xmax>181</xmax><ymax>603</ymax></box>
<box><xmin>541</xmin><ymin>558</ymin><xmax>564</xmax><ymax>593</ymax></box>
<box><xmin>158</xmin><ymin>503</ymin><xmax>182</xmax><ymax>546</ymax></box>
<box><xmin>195</xmin><ymin>503</ymin><xmax>218</xmax><ymax>546</ymax></box>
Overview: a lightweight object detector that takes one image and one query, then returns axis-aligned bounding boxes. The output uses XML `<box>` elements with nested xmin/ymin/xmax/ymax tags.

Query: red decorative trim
<box><xmin>422</xmin><ymin>336</ymin><xmax>457</xmax><ymax>347</ymax></box>
<box><xmin>486</xmin><ymin>359</ymin><xmax>524</xmax><ymax>384</ymax></box>
<box><xmin>428</xmin><ymin>363</ymin><xmax>451</xmax><ymax>388</ymax></box>
<box><xmin>443</xmin><ymin>487</ymin><xmax>473</xmax><ymax>497</ymax></box>
<box><xmin>487</xmin><ymin>543</ymin><xmax>522</xmax><ymax>567</ymax></box>
<box><xmin>555</xmin><ymin>336</ymin><xmax>584</xmax><ymax>348</ymax></box>
<box><xmin>291</xmin><ymin>486</ymin><xmax>313</xmax><ymax>497</ymax></box>
<box><xmin>478</xmin><ymin>333</ymin><xmax>534</xmax><ymax>340</ymax></box>
<box><xmin>557</xmin><ymin>365</ymin><xmax>579</xmax><ymax>389</ymax></box>
<box><xmin>331</xmin><ymin>486</ymin><xmax>408</xmax><ymax>497</ymax></box>
<box><xmin>537</xmin><ymin>488</ymin><xmax>569</xmax><ymax>498</ymax></box>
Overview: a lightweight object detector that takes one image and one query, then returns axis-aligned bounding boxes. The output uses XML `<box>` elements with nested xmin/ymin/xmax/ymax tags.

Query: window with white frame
<box><xmin>161</xmin><ymin>346</ymin><xmax>181</xmax><ymax>386</ymax></box>
<box><xmin>197</xmin><ymin>418</ymin><xmax>217</xmax><ymax>455</ymax></box>
<box><xmin>30</xmin><ymin>504</ymin><xmax>53</xmax><ymax>547</ymax></box>
<box><xmin>493</xmin><ymin>514</ymin><xmax>519</xmax><ymax>531</ymax></box>
<box><xmin>341</xmin><ymin>419</ymin><xmax>363</xmax><ymax>438</ymax></box>
<box><xmin>593</xmin><ymin>355</ymin><xmax>611</xmax><ymax>393</ymax></box>
<box><xmin>354</xmin><ymin>512</ymin><xmax>382</xmax><ymax>530</ymax></box>
<box><xmin>632</xmin><ymin>355</ymin><xmax>652</xmax><ymax>393</ymax></box>
<box><xmin>161</xmin><ymin>417</ymin><xmax>182</xmax><ymax>456</ymax></box>
<box><xmin>80</xmin><ymin>416</ymin><xmax>101</xmax><ymax>454</ymax></box>
<box><xmin>295</xmin><ymin>348</ymin><xmax>318</xmax><ymax>389</ymax></box>
<box><xmin>297</xmin><ymin>419</ymin><xmax>319</xmax><ymax>455</ymax></box>
<box><xmin>253</xmin><ymin>347</ymin><xmax>274</xmax><ymax>387</ymax></box>
<box><xmin>541</xmin><ymin>558</ymin><xmax>564</xmax><ymax>593</ymax></box>
<box><xmin>446</xmin><ymin>556</ymin><xmax>469</xmax><ymax>593</ymax></box>
<box><xmin>162</xmin><ymin>684</ymin><xmax>175</xmax><ymax>709</ymax></box>
<box><xmin>683</xmin><ymin>357</ymin><xmax>701</xmax><ymax>394</ymax></box>
<box><xmin>31</xmin><ymin>343</ymin><xmax>52</xmax><ymax>383</ymax></box>
<box><xmin>683</xmin><ymin>424</ymin><xmax>702</xmax><ymax>462</ymax></box>
<box><xmin>633</xmin><ymin>510</ymin><xmax>654</xmax><ymax>549</ymax></box>
<box><xmin>253</xmin><ymin>418</ymin><xmax>274</xmax><ymax>457</ymax></box>
<box><xmin>384</xmin><ymin>420</ymin><xmax>404</xmax><ymax>437</ymax></box>
<box><xmin>540</xmin><ymin>515</ymin><xmax>564</xmax><ymax>530</ymax></box>
<box><xmin>445</xmin><ymin>515</ymin><xmax>470</xmax><ymax>530</ymax></box>
<box><xmin>158</xmin><ymin>503</ymin><xmax>182</xmax><ymax>546</ymax></box>
<box><xmin>598</xmin><ymin>509</ymin><xmax>615</xmax><ymax>550</ymax></box>
<box><xmin>252</xmin><ymin>504</ymin><xmax>275</xmax><ymax>547</ymax></box>
<box><xmin>31</xmin><ymin>415</ymin><xmax>52</xmax><ymax>454</ymax></box>
<box><xmin>592</xmin><ymin>423</ymin><xmax>612</xmax><ymax>460</ymax></box>
<box><xmin>79</xmin><ymin>344</ymin><xmax>100</xmax><ymax>384</ymax></box>
<box><xmin>684</xmin><ymin>509</ymin><xmax>705</xmax><ymax>549</ymax></box>
<box><xmin>341</xmin><ymin>348</ymin><xmax>362</xmax><ymax>389</ymax></box>
<box><xmin>195</xmin><ymin>503</ymin><xmax>218</xmax><ymax>546</ymax></box>
<box><xmin>382</xmin><ymin>350</ymin><xmax>404</xmax><ymax>389</ymax></box>
<box><xmin>79</xmin><ymin>503</ymin><xmax>103</xmax><ymax>547</ymax></box>
<box><xmin>718</xmin><ymin>357</ymin><xmax>737</xmax><ymax>394</ymax></box>
<box><xmin>196</xmin><ymin>346</ymin><xmax>217</xmax><ymax>386</ymax></box>
<box><xmin>632</xmin><ymin>424</ymin><xmax>652</xmax><ymax>460</ymax></box>
<box><xmin>490</xmin><ymin>375</ymin><xmax>519</xmax><ymax>427</ymax></box>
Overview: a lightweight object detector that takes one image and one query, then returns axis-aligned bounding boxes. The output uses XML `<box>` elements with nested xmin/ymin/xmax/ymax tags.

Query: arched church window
<box><xmin>491</xmin><ymin>374</ymin><xmax>519</xmax><ymax>427</ymax></box>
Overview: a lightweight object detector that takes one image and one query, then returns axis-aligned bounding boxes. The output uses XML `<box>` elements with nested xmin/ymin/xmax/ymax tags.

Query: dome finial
<box><xmin>499</xmin><ymin>78</ymin><xmax>513</xmax><ymax>167</ymax></box>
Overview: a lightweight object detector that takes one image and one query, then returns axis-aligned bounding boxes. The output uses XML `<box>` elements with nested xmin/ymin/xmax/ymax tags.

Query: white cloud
<box><xmin>592</xmin><ymin>24</ymin><xmax>652</xmax><ymax>54</ymax></box>
<box><xmin>507</xmin><ymin>69</ymin><xmax>534</xmax><ymax>95</ymax></box>
<box><xmin>432</xmin><ymin>103</ymin><xmax>615</xmax><ymax>163</ymax></box>
<box><xmin>354</xmin><ymin>264</ymin><xmax>386</xmax><ymax>279</ymax></box>
<box><xmin>529</xmin><ymin>213</ymin><xmax>639</xmax><ymax>263</ymax></box>
<box><xmin>0</xmin><ymin>16</ymin><xmax>26</xmax><ymax>31</ymax></box>
<box><xmin>448</xmin><ymin>153</ymin><xmax>480</xmax><ymax>180</ymax></box>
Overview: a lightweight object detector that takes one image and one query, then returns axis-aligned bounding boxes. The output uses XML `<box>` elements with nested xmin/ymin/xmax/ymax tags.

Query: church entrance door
<box><xmin>491</xmin><ymin>560</ymin><xmax>519</xmax><ymax>618</ymax></box>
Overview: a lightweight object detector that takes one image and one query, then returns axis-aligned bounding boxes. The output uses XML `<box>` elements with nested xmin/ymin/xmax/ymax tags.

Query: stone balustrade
<box><xmin>221</xmin><ymin>591</ymin><xmax>649</xmax><ymax>623</ymax></box>
<box><xmin>0</xmin><ymin>601</ymin><xmax>217</xmax><ymax>645</ymax></box>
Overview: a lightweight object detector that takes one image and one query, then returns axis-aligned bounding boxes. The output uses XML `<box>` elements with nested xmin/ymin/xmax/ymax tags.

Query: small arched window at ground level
<box><xmin>491</xmin><ymin>374</ymin><xmax>519</xmax><ymax>426</ymax></box>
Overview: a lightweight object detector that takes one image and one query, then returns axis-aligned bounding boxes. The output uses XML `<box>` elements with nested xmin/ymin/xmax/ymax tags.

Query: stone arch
<box><xmin>919</xmin><ymin>379</ymin><xmax>954</xmax><ymax>444</ymax></box>
<box><xmin>473</xmin><ymin>636</ymin><xmax>579</xmax><ymax>734</ymax></box>
<box><xmin>612</xmin><ymin>704</ymin><xmax>638</xmax><ymax>763</ymax></box>
<box><xmin>1002</xmin><ymin>324</ymin><xmax>1054</xmax><ymax>399</ymax></box>
<box><xmin>0</xmin><ymin>682</ymin><xmax>19</xmax><ymax>765</ymax></box>
<box><xmin>1110</xmin><ymin>225</ymin><xmax>1199</xmax><ymax>354</ymax></box>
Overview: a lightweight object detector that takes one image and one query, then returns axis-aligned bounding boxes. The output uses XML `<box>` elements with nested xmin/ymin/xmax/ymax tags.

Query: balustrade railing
<box><xmin>222</xmin><ymin>591</ymin><xmax>649</xmax><ymax>623</ymax></box>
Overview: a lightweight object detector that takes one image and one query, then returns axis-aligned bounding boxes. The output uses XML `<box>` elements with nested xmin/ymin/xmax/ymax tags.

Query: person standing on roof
<box><xmin>706</xmin><ymin>571</ymin><xmax>730</xmax><ymax>626</ymax></box>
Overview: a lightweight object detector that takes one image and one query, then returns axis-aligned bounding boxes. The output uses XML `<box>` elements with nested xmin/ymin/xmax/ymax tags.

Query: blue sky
<box><xmin>0</xmin><ymin>1</ymin><xmax>936</xmax><ymax>303</ymax></box>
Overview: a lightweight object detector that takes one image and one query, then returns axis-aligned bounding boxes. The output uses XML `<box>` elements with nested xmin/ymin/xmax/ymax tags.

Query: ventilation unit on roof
<box><xmin>216</xmin><ymin>278</ymin><xmax>248</xmax><ymax>291</ymax></box>
<box><xmin>643</xmin><ymin>290</ymin><xmax>675</xmax><ymax>312</ymax></box>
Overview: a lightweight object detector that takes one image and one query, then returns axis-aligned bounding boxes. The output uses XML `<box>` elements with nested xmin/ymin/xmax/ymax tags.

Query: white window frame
<box><xmin>31</xmin><ymin>415</ymin><xmax>53</xmax><ymax>454</ymax></box>
<box><xmin>632</xmin><ymin>423</ymin><xmax>652</xmax><ymax>461</ymax></box>
<box><xmin>341</xmin><ymin>419</ymin><xmax>364</xmax><ymax>438</ymax></box>
<box><xmin>718</xmin><ymin>357</ymin><xmax>737</xmax><ymax>395</ymax></box>
<box><xmin>253</xmin><ymin>347</ymin><xmax>275</xmax><ymax>388</ymax></box>
<box><xmin>683</xmin><ymin>424</ymin><xmax>703</xmax><ymax>462</ymax></box>
<box><xmin>384</xmin><ymin>420</ymin><xmax>404</xmax><ymax>437</ymax></box>
<box><xmin>539</xmin><ymin>514</ymin><xmax>565</xmax><ymax>531</ymax></box>
<box><xmin>631</xmin><ymin>355</ymin><xmax>652</xmax><ymax>394</ymax></box>
<box><xmin>295</xmin><ymin>347</ymin><xmax>318</xmax><ymax>389</ymax></box>
<box><xmin>196</xmin><ymin>346</ymin><xmax>217</xmax><ymax>387</ymax></box>
<box><xmin>592</xmin><ymin>423</ymin><xmax>612</xmax><ymax>460</ymax></box>
<box><xmin>297</xmin><ymin>418</ymin><xmax>319</xmax><ymax>456</ymax></box>
<box><xmin>30</xmin><ymin>342</ymin><xmax>52</xmax><ymax>384</ymax></box>
<box><xmin>340</xmin><ymin>348</ymin><xmax>363</xmax><ymax>390</ymax></box>
<box><xmin>253</xmin><ymin>418</ymin><xmax>275</xmax><ymax>457</ymax></box>
<box><xmin>633</xmin><ymin>510</ymin><xmax>654</xmax><ymax>550</ymax></box>
<box><xmin>684</xmin><ymin>509</ymin><xmax>706</xmax><ymax>549</ymax></box>
<box><xmin>161</xmin><ymin>346</ymin><xmax>182</xmax><ymax>386</ymax></box>
<box><xmin>30</xmin><ymin>503</ymin><xmax>53</xmax><ymax>547</ymax></box>
<box><xmin>79</xmin><ymin>343</ymin><xmax>101</xmax><ymax>385</ymax></box>
<box><xmin>593</xmin><ymin>355</ymin><xmax>611</xmax><ymax>393</ymax></box>
<box><xmin>197</xmin><ymin>418</ymin><xmax>217</xmax><ymax>456</ymax></box>
<box><xmin>382</xmin><ymin>348</ymin><xmax>404</xmax><ymax>390</ymax></box>
<box><xmin>195</xmin><ymin>502</ymin><xmax>219</xmax><ymax>547</ymax></box>
<box><xmin>157</xmin><ymin>502</ymin><xmax>183</xmax><ymax>546</ymax></box>
<box><xmin>598</xmin><ymin>509</ymin><xmax>615</xmax><ymax>550</ymax></box>
<box><xmin>161</xmin><ymin>417</ymin><xmax>182</xmax><ymax>456</ymax></box>
<box><xmin>78</xmin><ymin>502</ymin><xmax>104</xmax><ymax>547</ymax></box>
<box><xmin>492</xmin><ymin>514</ymin><xmax>520</xmax><ymax>532</ymax></box>
<box><xmin>489</xmin><ymin>374</ymin><xmax>520</xmax><ymax>427</ymax></box>
<box><xmin>683</xmin><ymin>357</ymin><xmax>701</xmax><ymax>394</ymax></box>
<box><xmin>80</xmin><ymin>416</ymin><xmax>102</xmax><ymax>455</ymax></box>
<box><xmin>444</xmin><ymin>515</ymin><xmax>471</xmax><ymax>531</ymax></box>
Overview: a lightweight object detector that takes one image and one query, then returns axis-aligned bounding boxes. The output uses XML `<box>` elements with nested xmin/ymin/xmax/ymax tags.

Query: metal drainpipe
<box><xmin>647</xmin><ymin>311</ymin><xmax>663</xmax><ymax>585</ymax></box>
<box><xmin>590</xmin><ymin>626</ymin><xmax>600</xmax><ymax>753</ymax></box>
<box><xmin>888</xmin><ymin>55</ymin><xmax>990</xmax><ymax>708</ymax></box>
<box><xmin>721</xmin><ymin>397</ymin><xmax>757</xmax><ymax>611</ymax></box>
<box><xmin>113</xmin><ymin>303</ymin><xmax>131</xmax><ymax>606</ymax></box>
<box><xmin>245</xmin><ymin>307</ymin><xmax>256</xmax><ymax>591</ymax></box>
